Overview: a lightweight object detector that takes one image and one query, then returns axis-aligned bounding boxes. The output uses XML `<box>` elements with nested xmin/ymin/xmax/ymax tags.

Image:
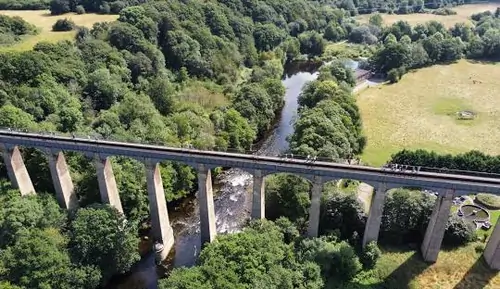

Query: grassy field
<box><xmin>357</xmin><ymin>60</ymin><xmax>500</xmax><ymax>166</ymax></box>
<box><xmin>339</xmin><ymin>243</ymin><xmax>500</xmax><ymax>289</ymax></box>
<box><xmin>356</xmin><ymin>3</ymin><xmax>500</xmax><ymax>28</ymax></box>
<box><xmin>0</xmin><ymin>10</ymin><xmax>118</xmax><ymax>51</ymax></box>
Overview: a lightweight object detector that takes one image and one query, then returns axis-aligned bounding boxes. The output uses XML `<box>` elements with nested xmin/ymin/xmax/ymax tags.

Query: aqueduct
<box><xmin>1</xmin><ymin>130</ymin><xmax>500</xmax><ymax>268</ymax></box>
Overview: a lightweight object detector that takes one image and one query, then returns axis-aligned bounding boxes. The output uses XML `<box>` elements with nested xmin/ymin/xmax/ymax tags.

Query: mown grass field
<box><xmin>356</xmin><ymin>3</ymin><xmax>500</xmax><ymax>28</ymax></box>
<box><xmin>342</xmin><ymin>244</ymin><xmax>500</xmax><ymax>289</ymax></box>
<box><xmin>357</xmin><ymin>60</ymin><xmax>500</xmax><ymax>166</ymax></box>
<box><xmin>0</xmin><ymin>10</ymin><xmax>118</xmax><ymax>51</ymax></box>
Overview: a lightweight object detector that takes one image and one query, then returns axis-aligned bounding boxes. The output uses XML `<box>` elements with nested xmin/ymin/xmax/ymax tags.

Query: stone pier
<box><xmin>483</xmin><ymin>214</ymin><xmax>500</xmax><ymax>270</ymax></box>
<box><xmin>145</xmin><ymin>160</ymin><xmax>174</xmax><ymax>260</ymax></box>
<box><xmin>46</xmin><ymin>150</ymin><xmax>78</xmax><ymax>210</ymax></box>
<box><xmin>0</xmin><ymin>144</ymin><xmax>35</xmax><ymax>195</ymax></box>
<box><xmin>94</xmin><ymin>155</ymin><xmax>123</xmax><ymax>213</ymax></box>
<box><xmin>421</xmin><ymin>189</ymin><xmax>454</xmax><ymax>262</ymax></box>
<box><xmin>251</xmin><ymin>170</ymin><xmax>265</xmax><ymax>219</ymax></box>
<box><xmin>197</xmin><ymin>164</ymin><xmax>216</xmax><ymax>245</ymax></box>
<box><xmin>307</xmin><ymin>176</ymin><xmax>323</xmax><ymax>237</ymax></box>
<box><xmin>362</xmin><ymin>182</ymin><xmax>387</xmax><ymax>247</ymax></box>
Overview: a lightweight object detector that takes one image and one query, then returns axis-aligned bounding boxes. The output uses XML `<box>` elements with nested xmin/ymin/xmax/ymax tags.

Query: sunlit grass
<box><xmin>357</xmin><ymin>60</ymin><xmax>500</xmax><ymax>166</ymax></box>
<box><xmin>355</xmin><ymin>3</ymin><xmax>500</xmax><ymax>28</ymax></box>
<box><xmin>0</xmin><ymin>10</ymin><xmax>118</xmax><ymax>51</ymax></box>
<box><xmin>328</xmin><ymin>244</ymin><xmax>500</xmax><ymax>289</ymax></box>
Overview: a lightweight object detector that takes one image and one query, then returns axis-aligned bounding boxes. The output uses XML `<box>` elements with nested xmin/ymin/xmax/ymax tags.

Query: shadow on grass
<box><xmin>328</xmin><ymin>250</ymin><xmax>430</xmax><ymax>289</ymax></box>
<box><xmin>453</xmin><ymin>257</ymin><xmax>497</xmax><ymax>289</ymax></box>
<box><xmin>374</xmin><ymin>251</ymin><xmax>430</xmax><ymax>289</ymax></box>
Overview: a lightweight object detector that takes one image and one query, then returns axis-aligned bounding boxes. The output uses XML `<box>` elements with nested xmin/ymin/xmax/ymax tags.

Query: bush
<box><xmin>387</xmin><ymin>68</ymin><xmax>400</xmax><ymax>83</ymax></box>
<box><xmin>359</xmin><ymin>241</ymin><xmax>381</xmax><ymax>269</ymax></box>
<box><xmin>443</xmin><ymin>214</ymin><xmax>477</xmax><ymax>246</ymax></box>
<box><xmin>475</xmin><ymin>244</ymin><xmax>485</xmax><ymax>254</ymax></box>
<box><xmin>432</xmin><ymin>8</ymin><xmax>457</xmax><ymax>16</ymax></box>
<box><xmin>298</xmin><ymin>236</ymin><xmax>362</xmax><ymax>281</ymax></box>
<box><xmin>380</xmin><ymin>189</ymin><xmax>436</xmax><ymax>244</ymax></box>
<box><xmin>475</xmin><ymin>193</ymin><xmax>500</xmax><ymax>209</ymax></box>
<box><xmin>52</xmin><ymin>18</ymin><xmax>75</xmax><ymax>31</ymax></box>
<box><xmin>319</xmin><ymin>189</ymin><xmax>366</xmax><ymax>241</ymax></box>
<box><xmin>75</xmin><ymin>5</ymin><xmax>85</xmax><ymax>14</ymax></box>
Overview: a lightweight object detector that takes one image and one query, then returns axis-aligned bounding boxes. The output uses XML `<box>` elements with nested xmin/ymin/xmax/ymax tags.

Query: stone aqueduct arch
<box><xmin>1</xmin><ymin>139</ymin><xmax>500</xmax><ymax>269</ymax></box>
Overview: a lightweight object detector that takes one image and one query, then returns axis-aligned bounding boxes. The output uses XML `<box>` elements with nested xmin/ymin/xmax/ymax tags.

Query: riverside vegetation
<box><xmin>0</xmin><ymin>0</ymin><xmax>499</xmax><ymax>288</ymax></box>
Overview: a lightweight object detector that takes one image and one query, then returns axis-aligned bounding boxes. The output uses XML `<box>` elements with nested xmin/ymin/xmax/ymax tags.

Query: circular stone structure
<box><xmin>458</xmin><ymin>204</ymin><xmax>490</xmax><ymax>223</ymax></box>
<box><xmin>456</xmin><ymin>110</ymin><xmax>476</xmax><ymax>120</ymax></box>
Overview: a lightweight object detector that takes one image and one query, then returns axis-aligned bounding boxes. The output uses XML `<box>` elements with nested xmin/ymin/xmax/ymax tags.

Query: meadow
<box><xmin>356</xmin><ymin>3</ymin><xmax>500</xmax><ymax>28</ymax></box>
<box><xmin>357</xmin><ymin>60</ymin><xmax>500</xmax><ymax>166</ymax></box>
<box><xmin>0</xmin><ymin>10</ymin><xmax>117</xmax><ymax>51</ymax></box>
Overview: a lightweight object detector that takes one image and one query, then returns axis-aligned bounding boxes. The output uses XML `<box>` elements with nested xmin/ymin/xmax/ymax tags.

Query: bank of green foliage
<box><xmin>0</xmin><ymin>187</ymin><xmax>139</xmax><ymax>288</ymax></box>
<box><xmin>290</xmin><ymin>60</ymin><xmax>365</xmax><ymax>161</ymax></box>
<box><xmin>0</xmin><ymin>0</ymin><xmax>48</xmax><ymax>10</ymax></box>
<box><xmin>0</xmin><ymin>0</ymin><xmax>355</xmax><ymax>225</ymax></box>
<box><xmin>334</xmin><ymin>0</ymin><xmax>490</xmax><ymax>15</ymax></box>
<box><xmin>160</xmin><ymin>219</ymin><xmax>370</xmax><ymax>289</ymax></box>
<box><xmin>265</xmin><ymin>176</ymin><xmax>477</xmax><ymax>248</ymax></box>
<box><xmin>391</xmin><ymin>149</ymin><xmax>500</xmax><ymax>173</ymax></box>
<box><xmin>0</xmin><ymin>14</ymin><xmax>37</xmax><ymax>45</ymax></box>
<box><xmin>367</xmin><ymin>9</ymin><xmax>500</xmax><ymax>81</ymax></box>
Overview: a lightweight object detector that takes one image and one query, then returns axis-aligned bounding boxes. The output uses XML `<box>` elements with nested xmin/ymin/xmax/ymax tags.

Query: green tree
<box><xmin>253</xmin><ymin>23</ymin><xmax>287</xmax><ymax>51</ymax></box>
<box><xmin>265</xmin><ymin>174</ymin><xmax>311</xmax><ymax>222</ymax></box>
<box><xmin>68</xmin><ymin>205</ymin><xmax>140</xmax><ymax>282</ymax></box>
<box><xmin>298</xmin><ymin>31</ymin><xmax>326</xmax><ymax>56</ymax></box>
<box><xmin>0</xmin><ymin>228</ymin><xmax>100</xmax><ymax>289</ymax></box>
<box><xmin>369</xmin><ymin>13</ymin><xmax>383</xmax><ymax>27</ymax></box>
<box><xmin>380</xmin><ymin>189</ymin><xmax>435</xmax><ymax>244</ymax></box>
<box><xmin>0</xmin><ymin>192</ymin><xmax>66</xmax><ymax>248</ymax></box>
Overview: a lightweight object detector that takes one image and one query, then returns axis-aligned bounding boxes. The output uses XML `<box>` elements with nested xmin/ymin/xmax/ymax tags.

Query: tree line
<box><xmin>390</xmin><ymin>149</ymin><xmax>500</xmax><ymax>174</ymax></box>
<box><xmin>364</xmin><ymin>9</ymin><xmax>500</xmax><ymax>82</ymax></box>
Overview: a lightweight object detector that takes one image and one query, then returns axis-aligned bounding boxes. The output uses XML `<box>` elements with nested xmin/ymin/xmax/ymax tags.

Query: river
<box><xmin>109</xmin><ymin>60</ymin><xmax>324</xmax><ymax>288</ymax></box>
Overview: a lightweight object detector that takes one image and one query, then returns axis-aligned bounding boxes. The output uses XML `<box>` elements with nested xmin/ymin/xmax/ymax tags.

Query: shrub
<box><xmin>443</xmin><ymin>214</ymin><xmax>477</xmax><ymax>246</ymax></box>
<box><xmin>387</xmin><ymin>68</ymin><xmax>400</xmax><ymax>83</ymax></box>
<box><xmin>359</xmin><ymin>241</ymin><xmax>381</xmax><ymax>269</ymax></box>
<box><xmin>52</xmin><ymin>18</ymin><xmax>75</xmax><ymax>31</ymax></box>
<box><xmin>475</xmin><ymin>193</ymin><xmax>500</xmax><ymax>209</ymax></box>
<box><xmin>75</xmin><ymin>5</ymin><xmax>85</xmax><ymax>14</ymax></box>
<box><xmin>298</xmin><ymin>236</ymin><xmax>362</xmax><ymax>281</ymax></box>
<box><xmin>475</xmin><ymin>244</ymin><xmax>485</xmax><ymax>254</ymax></box>
<box><xmin>432</xmin><ymin>8</ymin><xmax>457</xmax><ymax>16</ymax></box>
<box><xmin>380</xmin><ymin>189</ymin><xmax>435</xmax><ymax>244</ymax></box>
<box><xmin>319</xmin><ymin>190</ymin><xmax>366</xmax><ymax>241</ymax></box>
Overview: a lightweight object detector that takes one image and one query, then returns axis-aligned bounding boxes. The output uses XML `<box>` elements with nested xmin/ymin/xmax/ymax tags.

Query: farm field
<box><xmin>356</xmin><ymin>3</ymin><xmax>500</xmax><ymax>28</ymax></box>
<box><xmin>357</xmin><ymin>60</ymin><xmax>500</xmax><ymax>166</ymax></box>
<box><xmin>0</xmin><ymin>10</ymin><xmax>118</xmax><ymax>51</ymax></box>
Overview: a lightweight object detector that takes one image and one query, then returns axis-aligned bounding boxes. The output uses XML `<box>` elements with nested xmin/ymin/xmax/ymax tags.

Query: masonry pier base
<box><xmin>362</xmin><ymin>183</ymin><xmax>387</xmax><ymax>248</ymax></box>
<box><xmin>198</xmin><ymin>164</ymin><xmax>216</xmax><ymax>245</ymax></box>
<box><xmin>95</xmin><ymin>155</ymin><xmax>123</xmax><ymax>213</ymax></box>
<box><xmin>1</xmin><ymin>144</ymin><xmax>35</xmax><ymax>195</ymax></box>
<box><xmin>421</xmin><ymin>189</ymin><xmax>453</xmax><ymax>263</ymax></box>
<box><xmin>145</xmin><ymin>160</ymin><xmax>174</xmax><ymax>260</ymax></box>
